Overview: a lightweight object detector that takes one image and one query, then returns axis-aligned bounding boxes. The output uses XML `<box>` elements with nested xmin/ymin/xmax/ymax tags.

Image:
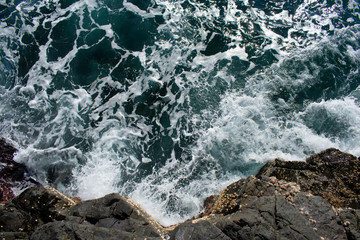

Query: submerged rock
<box><xmin>0</xmin><ymin>138</ymin><xmax>19</xmax><ymax>203</ymax></box>
<box><xmin>0</xmin><ymin>138</ymin><xmax>40</xmax><ymax>203</ymax></box>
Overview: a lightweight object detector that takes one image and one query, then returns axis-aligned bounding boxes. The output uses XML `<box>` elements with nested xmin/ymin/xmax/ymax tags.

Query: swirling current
<box><xmin>1</xmin><ymin>0</ymin><xmax>360</xmax><ymax>225</ymax></box>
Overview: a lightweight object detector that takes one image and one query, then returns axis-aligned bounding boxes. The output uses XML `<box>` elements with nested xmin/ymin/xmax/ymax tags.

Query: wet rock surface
<box><xmin>0</xmin><ymin>140</ymin><xmax>359</xmax><ymax>240</ymax></box>
<box><xmin>0</xmin><ymin>138</ymin><xmax>40</xmax><ymax>203</ymax></box>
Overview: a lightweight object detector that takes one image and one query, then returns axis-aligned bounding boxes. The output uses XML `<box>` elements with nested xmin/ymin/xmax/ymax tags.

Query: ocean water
<box><xmin>1</xmin><ymin>0</ymin><xmax>360</xmax><ymax>226</ymax></box>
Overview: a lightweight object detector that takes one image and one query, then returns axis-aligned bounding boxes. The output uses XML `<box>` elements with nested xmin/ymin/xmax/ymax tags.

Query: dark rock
<box><xmin>12</xmin><ymin>187</ymin><xmax>76</xmax><ymax>229</ymax></box>
<box><xmin>70</xmin><ymin>193</ymin><xmax>163</xmax><ymax>238</ymax></box>
<box><xmin>0</xmin><ymin>232</ymin><xmax>28</xmax><ymax>240</ymax></box>
<box><xmin>212</xmin><ymin>207</ymin><xmax>276</xmax><ymax>240</ymax></box>
<box><xmin>96</xmin><ymin>217</ymin><xmax>123</xmax><ymax>229</ymax></box>
<box><xmin>257</xmin><ymin>148</ymin><xmax>360</xmax><ymax>209</ymax></box>
<box><xmin>30</xmin><ymin>221</ymin><xmax>135</xmax><ymax>240</ymax></box>
<box><xmin>275</xmin><ymin>195</ymin><xmax>319</xmax><ymax>240</ymax></box>
<box><xmin>0</xmin><ymin>204</ymin><xmax>27</xmax><ymax>232</ymax></box>
<box><xmin>0</xmin><ymin>187</ymin><xmax>165</xmax><ymax>239</ymax></box>
<box><xmin>339</xmin><ymin>209</ymin><xmax>360</xmax><ymax>240</ymax></box>
<box><xmin>201</xmin><ymin>148</ymin><xmax>359</xmax><ymax>240</ymax></box>
<box><xmin>0</xmin><ymin>181</ymin><xmax>15</xmax><ymax>203</ymax></box>
<box><xmin>0</xmin><ymin>138</ymin><xmax>17</xmax><ymax>155</ymax></box>
<box><xmin>96</xmin><ymin>217</ymin><xmax>160</xmax><ymax>238</ymax></box>
<box><xmin>0</xmin><ymin>186</ymin><xmax>76</xmax><ymax>234</ymax></box>
<box><xmin>112</xmin><ymin>197</ymin><xmax>134</xmax><ymax>219</ymax></box>
<box><xmin>70</xmin><ymin>193</ymin><xmax>134</xmax><ymax>221</ymax></box>
<box><xmin>210</xmin><ymin>195</ymin><xmax>321</xmax><ymax>240</ymax></box>
<box><xmin>170</xmin><ymin>220</ymin><xmax>231</xmax><ymax>240</ymax></box>
<box><xmin>0</xmin><ymin>138</ymin><xmax>18</xmax><ymax>203</ymax></box>
<box><xmin>0</xmin><ymin>138</ymin><xmax>40</xmax><ymax>203</ymax></box>
<box><xmin>2</xmin><ymin>148</ymin><xmax>359</xmax><ymax>240</ymax></box>
<box><xmin>210</xmin><ymin>175</ymin><xmax>301</xmax><ymax>215</ymax></box>
<box><xmin>293</xmin><ymin>192</ymin><xmax>346</xmax><ymax>239</ymax></box>
<box><xmin>199</xmin><ymin>194</ymin><xmax>218</xmax><ymax>217</ymax></box>
<box><xmin>70</xmin><ymin>193</ymin><xmax>121</xmax><ymax>222</ymax></box>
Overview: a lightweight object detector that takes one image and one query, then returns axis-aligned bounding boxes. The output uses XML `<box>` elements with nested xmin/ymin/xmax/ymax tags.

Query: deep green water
<box><xmin>1</xmin><ymin>0</ymin><xmax>360</xmax><ymax>225</ymax></box>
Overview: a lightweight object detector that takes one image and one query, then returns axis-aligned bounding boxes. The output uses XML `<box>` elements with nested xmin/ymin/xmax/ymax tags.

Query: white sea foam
<box><xmin>300</xmin><ymin>97</ymin><xmax>360</xmax><ymax>155</ymax></box>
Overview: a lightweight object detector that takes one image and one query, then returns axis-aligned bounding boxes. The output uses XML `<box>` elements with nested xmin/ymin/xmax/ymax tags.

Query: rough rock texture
<box><xmin>0</xmin><ymin>186</ymin><xmax>77</xmax><ymax>238</ymax></box>
<box><xmin>0</xmin><ymin>138</ymin><xmax>20</xmax><ymax>203</ymax></box>
<box><xmin>1</xmin><ymin>144</ymin><xmax>359</xmax><ymax>240</ymax></box>
<box><xmin>0</xmin><ymin>138</ymin><xmax>40</xmax><ymax>203</ymax></box>
<box><xmin>210</xmin><ymin>175</ymin><xmax>302</xmax><ymax>215</ymax></box>
<box><xmin>199</xmin><ymin>194</ymin><xmax>218</xmax><ymax>218</ymax></box>
<box><xmin>196</xmin><ymin>148</ymin><xmax>360</xmax><ymax>240</ymax></box>
<box><xmin>204</xmin><ymin>177</ymin><xmax>347</xmax><ymax>240</ymax></box>
<box><xmin>30</xmin><ymin>221</ymin><xmax>135</xmax><ymax>240</ymax></box>
<box><xmin>209</xmin><ymin>195</ymin><xmax>323</xmax><ymax>240</ymax></box>
<box><xmin>0</xmin><ymin>187</ymin><xmax>165</xmax><ymax>239</ymax></box>
<box><xmin>257</xmin><ymin>148</ymin><xmax>360</xmax><ymax>209</ymax></box>
<box><xmin>169</xmin><ymin>219</ymin><xmax>231</xmax><ymax>240</ymax></box>
<box><xmin>339</xmin><ymin>209</ymin><xmax>360</xmax><ymax>240</ymax></box>
<box><xmin>69</xmin><ymin>193</ymin><xmax>164</xmax><ymax>238</ymax></box>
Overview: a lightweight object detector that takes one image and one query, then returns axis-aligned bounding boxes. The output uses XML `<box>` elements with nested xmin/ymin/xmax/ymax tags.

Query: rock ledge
<box><xmin>0</xmin><ymin>140</ymin><xmax>359</xmax><ymax>240</ymax></box>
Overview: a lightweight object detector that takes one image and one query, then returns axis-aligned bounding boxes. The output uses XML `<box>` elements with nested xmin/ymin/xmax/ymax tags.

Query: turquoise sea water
<box><xmin>1</xmin><ymin>0</ymin><xmax>360</xmax><ymax>225</ymax></box>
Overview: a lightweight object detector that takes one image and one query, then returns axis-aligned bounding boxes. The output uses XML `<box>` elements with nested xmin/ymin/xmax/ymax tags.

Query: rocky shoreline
<box><xmin>0</xmin><ymin>139</ymin><xmax>359</xmax><ymax>239</ymax></box>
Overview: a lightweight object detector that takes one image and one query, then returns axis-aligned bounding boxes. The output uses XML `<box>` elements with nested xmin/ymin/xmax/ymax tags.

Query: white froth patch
<box><xmin>74</xmin><ymin>154</ymin><xmax>120</xmax><ymax>200</ymax></box>
<box><xmin>74</xmin><ymin>133</ymin><xmax>132</xmax><ymax>199</ymax></box>
<box><xmin>192</xmin><ymin>92</ymin><xmax>354</xmax><ymax>170</ymax></box>
<box><xmin>128</xmin><ymin>159</ymin><xmax>238</xmax><ymax>226</ymax></box>
<box><xmin>123</xmin><ymin>1</ymin><xmax>156</xmax><ymax>18</ymax></box>
<box><xmin>300</xmin><ymin>97</ymin><xmax>360</xmax><ymax>156</ymax></box>
<box><xmin>14</xmin><ymin>146</ymin><xmax>82</xmax><ymax>186</ymax></box>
